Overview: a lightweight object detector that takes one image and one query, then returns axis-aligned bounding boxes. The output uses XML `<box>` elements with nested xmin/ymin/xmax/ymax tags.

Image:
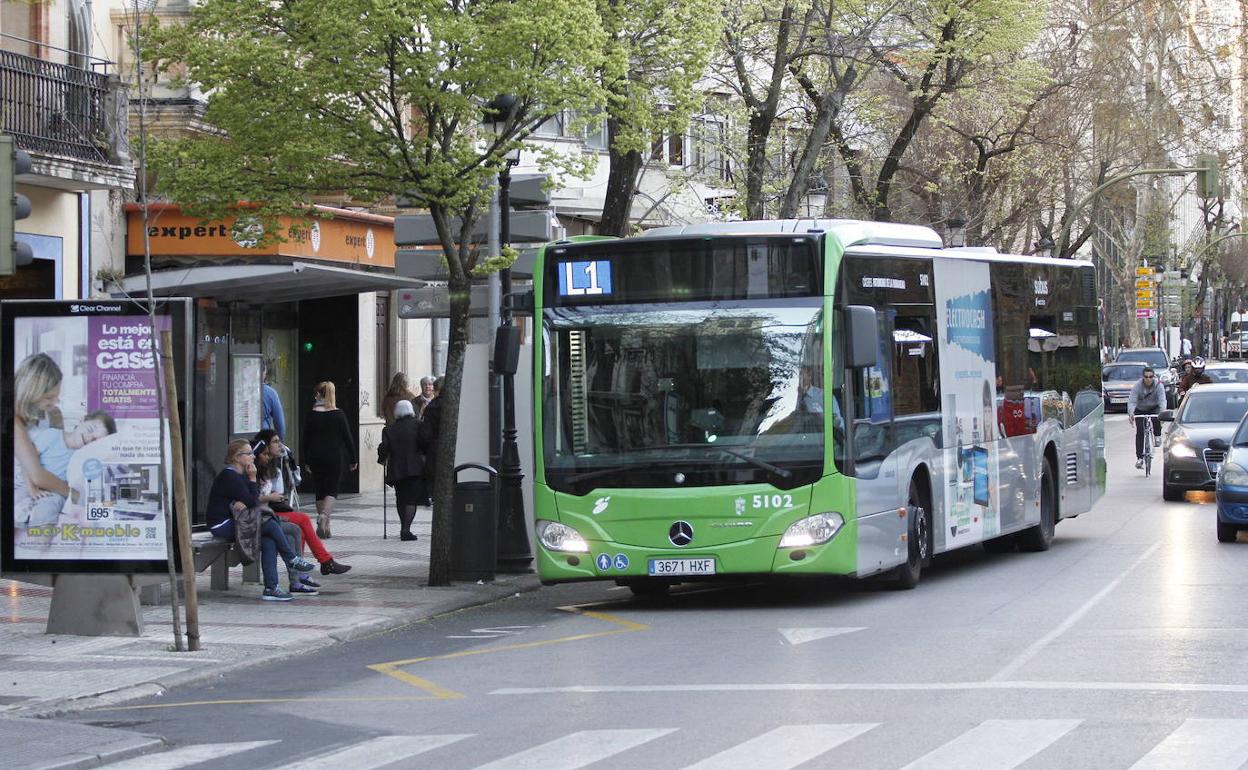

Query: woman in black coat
<box><xmin>377</xmin><ymin>399</ymin><xmax>424</xmax><ymax>541</ymax></box>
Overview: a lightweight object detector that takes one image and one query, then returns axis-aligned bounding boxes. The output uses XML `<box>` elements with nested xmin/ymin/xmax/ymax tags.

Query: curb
<box><xmin>11</xmin><ymin>573</ymin><xmax>543</xmax><ymax>720</ymax></box>
<box><xmin>32</xmin><ymin>735</ymin><xmax>166</xmax><ymax>770</ymax></box>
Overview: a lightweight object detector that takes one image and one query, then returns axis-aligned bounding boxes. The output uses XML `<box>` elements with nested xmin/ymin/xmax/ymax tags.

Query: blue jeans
<box><xmin>210</xmin><ymin>517</ymin><xmax>297</xmax><ymax>589</ymax></box>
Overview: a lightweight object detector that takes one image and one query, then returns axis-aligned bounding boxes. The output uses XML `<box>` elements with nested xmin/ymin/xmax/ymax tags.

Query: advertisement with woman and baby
<box><xmin>3</xmin><ymin>301</ymin><xmax>188</xmax><ymax>572</ymax></box>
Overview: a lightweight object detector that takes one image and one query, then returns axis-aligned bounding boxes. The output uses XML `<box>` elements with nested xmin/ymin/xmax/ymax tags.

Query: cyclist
<box><xmin>1176</xmin><ymin>356</ymin><xmax>1212</xmax><ymax>400</ymax></box>
<box><xmin>1127</xmin><ymin>366</ymin><xmax>1166</xmax><ymax>469</ymax></box>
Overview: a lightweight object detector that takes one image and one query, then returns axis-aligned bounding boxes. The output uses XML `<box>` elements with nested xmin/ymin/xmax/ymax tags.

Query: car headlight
<box><xmin>1220</xmin><ymin>462</ymin><xmax>1248</xmax><ymax>487</ymax></box>
<box><xmin>535</xmin><ymin>520</ymin><xmax>590</xmax><ymax>553</ymax></box>
<box><xmin>1168</xmin><ymin>443</ymin><xmax>1197</xmax><ymax>459</ymax></box>
<box><xmin>779</xmin><ymin>512</ymin><xmax>844</xmax><ymax>548</ymax></box>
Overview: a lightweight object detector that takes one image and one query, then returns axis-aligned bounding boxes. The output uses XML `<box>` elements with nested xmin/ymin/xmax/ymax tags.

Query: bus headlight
<box><xmin>779</xmin><ymin>512</ymin><xmax>844</xmax><ymax>548</ymax></box>
<box><xmin>535</xmin><ymin>520</ymin><xmax>590</xmax><ymax>553</ymax></box>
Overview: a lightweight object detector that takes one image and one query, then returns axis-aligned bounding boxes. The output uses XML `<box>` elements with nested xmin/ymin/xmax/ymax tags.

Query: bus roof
<box><xmin>638</xmin><ymin>219</ymin><xmax>943</xmax><ymax>250</ymax></box>
<box><xmin>847</xmin><ymin>243</ymin><xmax>1095</xmax><ymax>270</ymax></box>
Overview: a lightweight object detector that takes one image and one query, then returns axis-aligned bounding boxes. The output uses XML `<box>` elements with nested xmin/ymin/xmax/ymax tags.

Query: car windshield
<box><xmin>542</xmin><ymin>302</ymin><xmax>828</xmax><ymax>489</ymax></box>
<box><xmin>1179</xmin><ymin>391</ymin><xmax>1248</xmax><ymax>424</ymax></box>
<box><xmin>1117</xmin><ymin>349</ymin><xmax>1168</xmax><ymax>367</ymax></box>
<box><xmin>1205</xmin><ymin>367</ymin><xmax>1248</xmax><ymax>384</ymax></box>
<box><xmin>1103</xmin><ymin>364</ymin><xmax>1144</xmax><ymax>381</ymax></box>
<box><xmin>1235</xmin><ymin>417</ymin><xmax>1248</xmax><ymax>446</ymax></box>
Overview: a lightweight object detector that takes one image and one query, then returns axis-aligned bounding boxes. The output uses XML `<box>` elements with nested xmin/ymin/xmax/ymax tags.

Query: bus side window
<box><xmin>851</xmin><ymin>311</ymin><xmax>895</xmax><ymax>466</ymax></box>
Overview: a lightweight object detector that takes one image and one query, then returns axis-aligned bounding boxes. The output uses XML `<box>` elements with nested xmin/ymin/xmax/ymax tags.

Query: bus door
<box><xmin>849</xmin><ymin>309</ymin><xmax>901</xmax><ymax>517</ymax></box>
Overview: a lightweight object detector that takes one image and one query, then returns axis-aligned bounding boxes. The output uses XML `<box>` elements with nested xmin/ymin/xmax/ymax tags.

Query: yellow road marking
<box><xmin>367</xmin><ymin>605</ymin><xmax>649</xmax><ymax>699</ymax></box>
<box><xmin>92</xmin><ymin>695</ymin><xmax>444</xmax><ymax>711</ymax></box>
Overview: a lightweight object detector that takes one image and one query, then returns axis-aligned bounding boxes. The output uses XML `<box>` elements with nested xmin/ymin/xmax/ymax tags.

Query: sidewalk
<box><xmin>0</xmin><ymin>491</ymin><xmax>540</xmax><ymax>720</ymax></box>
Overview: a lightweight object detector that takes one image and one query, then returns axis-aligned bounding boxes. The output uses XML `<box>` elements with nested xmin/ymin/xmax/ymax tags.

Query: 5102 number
<box><xmin>752</xmin><ymin>494</ymin><xmax>793</xmax><ymax>509</ymax></box>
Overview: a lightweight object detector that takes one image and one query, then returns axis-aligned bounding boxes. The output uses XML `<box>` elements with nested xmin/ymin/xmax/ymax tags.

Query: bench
<box><xmin>141</xmin><ymin>521</ymin><xmax>306</xmax><ymax>604</ymax></box>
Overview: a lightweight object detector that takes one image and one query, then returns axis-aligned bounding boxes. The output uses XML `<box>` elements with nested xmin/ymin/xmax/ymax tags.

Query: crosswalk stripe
<box><xmin>901</xmin><ymin>719</ymin><xmax>1081</xmax><ymax>770</ymax></box>
<box><xmin>472</xmin><ymin>728</ymin><xmax>675</xmax><ymax>770</ymax></box>
<box><xmin>296</xmin><ymin>735</ymin><xmax>473</xmax><ymax>770</ymax></box>
<box><xmin>1130</xmin><ymin>719</ymin><xmax>1248</xmax><ymax>769</ymax></box>
<box><xmin>99</xmin><ymin>741</ymin><xmax>277</xmax><ymax>770</ymax></box>
<box><xmin>681</xmin><ymin>723</ymin><xmax>879</xmax><ymax>770</ymax></box>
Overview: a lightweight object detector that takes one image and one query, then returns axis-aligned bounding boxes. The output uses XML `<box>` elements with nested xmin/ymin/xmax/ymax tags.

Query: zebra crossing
<box><xmin>87</xmin><ymin>719</ymin><xmax>1248</xmax><ymax>770</ymax></box>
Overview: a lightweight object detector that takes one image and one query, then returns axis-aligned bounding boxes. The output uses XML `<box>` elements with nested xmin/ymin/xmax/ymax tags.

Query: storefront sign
<box><xmin>125</xmin><ymin>205</ymin><xmax>396</xmax><ymax>268</ymax></box>
<box><xmin>2</xmin><ymin>299</ymin><xmax>191</xmax><ymax>574</ymax></box>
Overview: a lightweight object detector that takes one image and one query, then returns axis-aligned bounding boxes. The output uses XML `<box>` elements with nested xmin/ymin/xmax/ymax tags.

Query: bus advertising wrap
<box><xmin>2</xmin><ymin>300</ymin><xmax>189</xmax><ymax>574</ymax></box>
<box><xmin>934</xmin><ymin>259</ymin><xmax>1001</xmax><ymax>547</ymax></box>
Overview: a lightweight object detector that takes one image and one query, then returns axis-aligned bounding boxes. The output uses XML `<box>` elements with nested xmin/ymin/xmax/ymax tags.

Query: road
<box><xmin>62</xmin><ymin>414</ymin><xmax>1248</xmax><ymax>769</ymax></box>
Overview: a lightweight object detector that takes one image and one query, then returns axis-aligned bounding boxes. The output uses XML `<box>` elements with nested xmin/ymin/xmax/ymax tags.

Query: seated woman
<box><xmin>252</xmin><ymin>430</ymin><xmax>351</xmax><ymax>592</ymax></box>
<box><xmin>206</xmin><ymin>439</ymin><xmax>317</xmax><ymax>602</ymax></box>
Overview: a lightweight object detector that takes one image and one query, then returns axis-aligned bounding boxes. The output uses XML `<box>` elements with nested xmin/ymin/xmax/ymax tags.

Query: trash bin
<box><xmin>451</xmin><ymin>463</ymin><xmax>498</xmax><ymax>581</ymax></box>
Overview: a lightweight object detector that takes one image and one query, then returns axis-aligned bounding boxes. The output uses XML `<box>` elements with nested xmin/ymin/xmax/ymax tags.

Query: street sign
<box><xmin>1136</xmin><ymin>308</ymin><xmax>1154</xmax><ymax>318</ymax></box>
<box><xmin>1136</xmin><ymin>266</ymin><xmax>1155</xmax><ymax>276</ymax></box>
<box><xmin>1135</xmin><ymin>279</ymin><xmax>1154</xmax><ymax>289</ymax></box>
<box><xmin>1135</xmin><ymin>299</ymin><xmax>1155</xmax><ymax>309</ymax></box>
<box><xmin>1135</xmin><ymin>289</ymin><xmax>1154</xmax><ymax>299</ymax></box>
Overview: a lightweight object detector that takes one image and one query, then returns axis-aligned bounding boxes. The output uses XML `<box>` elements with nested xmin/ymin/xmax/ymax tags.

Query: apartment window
<box><xmin>534</xmin><ymin>111</ymin><xmax>567</xmax><ymax>138</ymax></box>
<box><xmin>583</xmin><ymin>114</ymin><xmax>608</xmax><ymax>149</ymax></box>
<box><xmin>691</xmin><ymin>116</ymin><xmax>730</xmax><ymax>183</ymax></box>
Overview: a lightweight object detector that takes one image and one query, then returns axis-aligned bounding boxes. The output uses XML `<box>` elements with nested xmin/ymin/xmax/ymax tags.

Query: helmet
<box><xmin>1192</xmin><ymin>356</ymin><xmax>1206</xmax><ymax>372</ymax></box>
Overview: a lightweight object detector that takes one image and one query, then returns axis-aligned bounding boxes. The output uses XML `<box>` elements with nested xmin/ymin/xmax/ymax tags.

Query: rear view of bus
<box><xmin>531</xmin><ymin>220</ymin><xmax>1104</xmax><ymax>595</ymax></box>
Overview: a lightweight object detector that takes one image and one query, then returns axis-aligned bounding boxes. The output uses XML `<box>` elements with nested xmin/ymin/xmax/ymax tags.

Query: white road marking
<box><xmin>446</xmin><ymin>625</ymin><xmax>532</xmax><ymax>639</ymax></box>
<box><xmin>491</xmin><ymin>679</ymin><xmax>1248</xmax><ymax>695</ymax></box>
<box><xmin>681</xmin><ymin>723</ymin><xmax>878</xmax><ymax>770</ymax></box>
<box><xmin>99</xmin><ymin>741</ymin><xmax>276</xmax><ymax>769</ymax></box>
<box><xmin>780</xmin><ymin>627</ymin><xmax>866</xmax><ymax>645</ymax></box>
<box><xmin>297</xmin><ymin>735</ymin><xmax>471</xmax><ymax>769</ymax></box>
<box><xmin>1130</xmin><ymin>719</ymin><xmax>1248</xmax><ymax>769</ymax></box>
<box><xmin>901</xmin><ymin>719</ymin><xmax>1080</xmax><ymax>769</ymax></box>
<box><xmin>471</xmin><ymin>728</ymin><xmax>675</xmax><ymax>770</ymax></box>
<box><xmin>990</xmin><ymin>542</ymin><xmax>1162</xmax><ymax>681</ymax></box>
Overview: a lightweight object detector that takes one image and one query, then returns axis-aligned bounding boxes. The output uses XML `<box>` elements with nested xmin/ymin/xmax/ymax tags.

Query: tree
<box><xmin>596</xmin><ymin>0</ymin><xmax>722</xmax><ymax>236</ymax></box>
<box><xmin>147</xmin><ymin>0</ymin><xmax>606</xmax><ymax>586</ymax></box>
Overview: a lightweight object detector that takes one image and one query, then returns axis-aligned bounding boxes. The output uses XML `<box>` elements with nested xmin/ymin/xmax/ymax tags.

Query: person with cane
<box><xmin>377</xmin><ymin>399</ymin><xmax>424</xmax><ymax>541</ymax></box>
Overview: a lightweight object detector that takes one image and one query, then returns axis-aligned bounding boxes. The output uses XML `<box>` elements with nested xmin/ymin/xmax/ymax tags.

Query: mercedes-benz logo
<box><xmin>668</xmin><ymin>520</ymin><xmax>694</xmax><ymax>547</ymax></box>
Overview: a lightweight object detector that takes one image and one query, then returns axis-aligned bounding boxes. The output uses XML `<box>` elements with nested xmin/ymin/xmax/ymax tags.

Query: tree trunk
<box><xmin>778</xmin><ymin>97</ymin><xmax>836</xmax><ymax>219</ymax></box>
<box><xmin>427</xmin><ymin>272</ymin><xmax>472</xmax><ymax>586</ymax></box>
<box><xmin>744</xmin><ymin>112</ymin><xmax>771</xmax><ymax>219</ymax></box>
<box><xmin>600</xmin><ymin>126</ymin><xmax>645</xmax><ymax>237</ymax></box>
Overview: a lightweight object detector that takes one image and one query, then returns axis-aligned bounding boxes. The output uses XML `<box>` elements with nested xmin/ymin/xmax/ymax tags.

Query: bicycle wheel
<box><xmin>1144</xmin><ymin>448</ymin><xmax>1152</xmax><ymax>477</ymax></box>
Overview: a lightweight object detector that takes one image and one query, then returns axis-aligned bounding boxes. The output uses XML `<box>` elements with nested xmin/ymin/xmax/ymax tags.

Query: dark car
<box><xmin>1102</xmin><ymin>362</ymin><xmax>1147</xmax><ymax>412</ymax></box>
<box><xmin>1115</xmin><ymin>347</ymin><xmax>1177</xmax><ymax>406</ymax></box>
<box><xmin>1161</xmin><ymin>383</ymin><xmax>1248</xmax><ymax>501</ymax></box>
<box><xmin>1213</xmin><ymin>416</ymin><xmax>1248</xmax><ymax>542</ymax></box>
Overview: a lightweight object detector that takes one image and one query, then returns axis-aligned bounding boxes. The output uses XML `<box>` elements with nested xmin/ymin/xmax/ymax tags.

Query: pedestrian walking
<box><xmin>261</xmin><ymin>359</ymin><xmax>286</xmax><ymax>438</ymax></box>
<box><xmin>377</xmin><ymin>400</ymin><xmax>424</xmax><ymax>541</ymax></box>
<box><xmin>301</xmin><ymin>381</ymin><xmax>357</xmax><ymax>539</ymax></box>
<box><xmin>381</xmin><ymin>372</ymin><xmax>418</xmax><ymax>427</ymax></box>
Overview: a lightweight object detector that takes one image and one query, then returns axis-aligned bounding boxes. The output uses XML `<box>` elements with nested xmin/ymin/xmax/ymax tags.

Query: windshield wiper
<box><xmin>708</xmin><ymin>446</ymin><xmax>794</xmax><ymax>480</ymax></box>
<box><xmin>563</xmin><ymin>459</ymin><xmax>685</xmax><ymax>485</ymax></box>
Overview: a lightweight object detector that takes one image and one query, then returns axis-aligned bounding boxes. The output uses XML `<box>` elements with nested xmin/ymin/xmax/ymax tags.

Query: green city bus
<box><xmin>531</xmin><ymin>220</ymin><xmax>1105</xmax><ymax>595</ymax></box>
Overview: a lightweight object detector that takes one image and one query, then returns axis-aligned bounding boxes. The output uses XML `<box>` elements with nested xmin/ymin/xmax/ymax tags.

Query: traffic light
<box><xmin>1195</xmin><ymin>153</ymin><xmax>1220</xmax><ymax>199</ymax></box>
<box><xmin>1</xmin><ymin>134</ymin><xmax>33</xmax><ymax>277</ymax></box>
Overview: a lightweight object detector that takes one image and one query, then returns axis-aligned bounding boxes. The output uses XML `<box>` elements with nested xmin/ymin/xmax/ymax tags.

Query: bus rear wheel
<box><xmin>890</xmin><ymin>480</ymin><xmax>930</xmax><ymax>590</ymax></box>
<box><xmin>1018</xmin><ymin>461</ymin><xmax>1056</xmax><ymax>552</ymax></box>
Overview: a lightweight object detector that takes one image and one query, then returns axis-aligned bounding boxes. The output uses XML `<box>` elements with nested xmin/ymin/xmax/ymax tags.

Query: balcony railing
<box><xmin>1</xmin><ymin>48</ymin><xmax>114</xmax><ymax>164</ymax></box>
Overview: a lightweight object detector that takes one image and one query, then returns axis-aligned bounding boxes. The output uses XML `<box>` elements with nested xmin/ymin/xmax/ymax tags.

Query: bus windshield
<box><xmin>542</xmin><ymin>302</ymin><xmax>826</xmax><ymax>491</ymax></box>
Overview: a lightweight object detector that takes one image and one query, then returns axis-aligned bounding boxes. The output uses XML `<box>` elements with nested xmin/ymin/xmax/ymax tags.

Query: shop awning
<box><xmin>115</xmin><ymin>262</ymin><xmax>426</xmax><ymax>303</ymax></box>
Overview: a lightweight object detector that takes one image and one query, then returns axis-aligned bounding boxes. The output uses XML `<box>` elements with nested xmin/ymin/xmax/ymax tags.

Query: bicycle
<box><xmin>1133</xmin><ymin>413</ymin><xmax>1162</xmax><ymax>477</ymax></box>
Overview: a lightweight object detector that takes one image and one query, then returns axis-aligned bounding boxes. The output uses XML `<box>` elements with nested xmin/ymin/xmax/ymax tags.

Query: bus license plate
<box><xmin>648</xmin><ymin>558</ymin><xmax>715</xmax><ymax>576</ymax></box>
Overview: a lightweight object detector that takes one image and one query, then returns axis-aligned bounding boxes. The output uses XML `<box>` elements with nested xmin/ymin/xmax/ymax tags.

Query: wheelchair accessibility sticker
<box><xmin>596</xmin><ymin>553</ymin><xmax>630</xmax><ymax>571</ymax></box>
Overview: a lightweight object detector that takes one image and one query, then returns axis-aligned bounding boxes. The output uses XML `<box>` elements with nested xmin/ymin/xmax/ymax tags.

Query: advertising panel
<box><xmin>934</xmin><ymin>259</ymin><xmax>1001</xmax><ymax>548</ymax></box>
<box><xmin>2</xmin><ymin>300</ymin><xmax>190</xmax><ymax>574</ymax></box>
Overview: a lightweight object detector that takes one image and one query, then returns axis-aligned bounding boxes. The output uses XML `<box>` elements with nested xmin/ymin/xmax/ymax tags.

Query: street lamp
<box><xmin>1036</xmin><ymin>236</ymin><xmax>1056</xmax><ymax>258</ymax></box>
<box><xmin>946</xmin><ymin>216</ymin><xmax>967</xmax><ymax>248</ymax></box>
<box><xmin>483</xmin><ymin>96</ymin><xmax>533</xmax><ymax>573</ymax></box>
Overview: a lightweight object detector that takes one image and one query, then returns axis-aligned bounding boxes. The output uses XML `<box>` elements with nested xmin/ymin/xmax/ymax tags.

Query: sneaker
<box><xmin>299</xmin><ymin>575</ymin><xmax>321</xmax><ymax>589</ymax></box>
<box><xmin>288</xmin><ymin>582</ymin><xmax>319</xmax><ymax>596</ymax></box>
<box><xmin>321</xmin><ymin>559</ymin><xmax>352</xmax><ymax>575</ymax></box>
<box><xmin>289</xmin><ymin>556</ymin><xmax>317</xmax><ymax>573</ymax></box>
<box><xmin>1135</xmin><ymin>458</ymin><xmax>1144</xmax><ymax>469</ymax></box>
<box><xmin>262</xmin><ymin>586</ymin><xmax>293</xmax><ymax>602</ymax></box>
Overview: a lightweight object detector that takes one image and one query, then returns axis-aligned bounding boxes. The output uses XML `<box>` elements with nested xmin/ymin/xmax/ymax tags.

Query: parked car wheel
<box><xmin>1163</xmin><ymin>483</ymin><xmax>1185</xmax><ymax>502</ymax></box>
<box><xmin>1217</xmin><ymin>520</ymin><xmax>1239</xmax><ymax>543</ymax></box>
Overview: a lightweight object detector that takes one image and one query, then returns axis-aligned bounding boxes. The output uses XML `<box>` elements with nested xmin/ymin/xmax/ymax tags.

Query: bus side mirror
<box><xmin>846</xmin><ymin>305</ymin><xmax>879</xmax><ymax>369</ymax></box>
<box><xmin>493</xmin><ymin>324</ymin><xmax>522</xmax><ymax>375</ymax></box>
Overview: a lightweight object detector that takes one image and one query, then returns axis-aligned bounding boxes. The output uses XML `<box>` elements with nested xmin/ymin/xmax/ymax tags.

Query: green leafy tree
<box><xmin>596</xmin><ymin>0</ymin><xmax>722</xmax><ymax>236</ymax></box>
<box><xmin>146</xmin><ymin>0</ymin><xmax>606</xmax><ymax>585</ymax></box>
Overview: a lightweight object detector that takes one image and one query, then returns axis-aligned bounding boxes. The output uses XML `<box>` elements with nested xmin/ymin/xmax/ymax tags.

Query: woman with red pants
<box><xmin>253</xmin><ymin>430</ymin><xmax>350</xmax><ymax>594</ymax></box>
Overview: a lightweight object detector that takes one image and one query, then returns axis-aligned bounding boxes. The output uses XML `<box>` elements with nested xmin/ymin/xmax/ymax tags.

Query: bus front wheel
<box><xmin>625</xmin><ymin>580</ymin><xmax>671</xmax><ymax>598</ymax></box>
<box><xmin>890</xmin><ymin>479</ymin><xmax>930</xmax><ymax>590</ymax></box>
